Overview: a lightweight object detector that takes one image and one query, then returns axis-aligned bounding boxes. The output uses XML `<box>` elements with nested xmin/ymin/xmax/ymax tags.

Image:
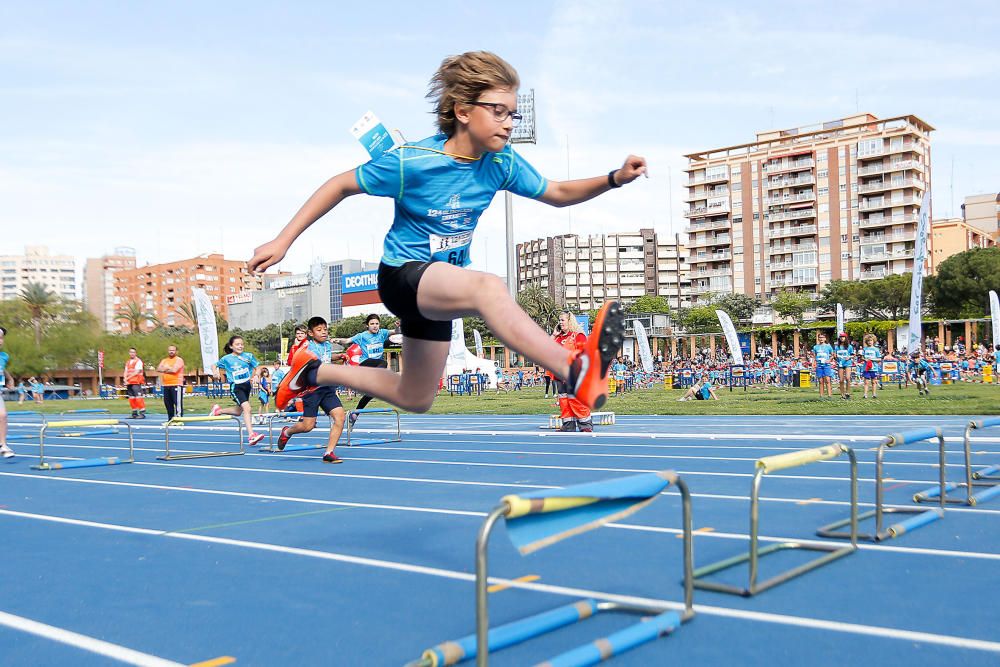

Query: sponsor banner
<box><xmin>990</xmin><ymin>290</ymin><xmax>999</xmax><ymax>351</ymax></box>
<box><xmin>632</xmin><ymin>320</ymin><xmax>654</xmax><ymax>373</ymax></box>
<box><xmin>836</xmin><ymin>303</ymin><xmax>845</xmax><ymax>336</ymax></box>
<box><xmin>715</xmin><ymin>310</ymin><xmax>745</xmax><ymax>366</ymax></box>
<box><xmin>226</xmin><ymin>291</ymin><xmax>253</xmax><ymax>305</ymax></box>
<box><xmin>343</xmin><ymin>270</ymin><xmax>379</xmax><ymax>294</ymax></box>
<box><xmin>908</xmin><ymin>192</ymin><xmax>931</xmax><ymax>352</ymax></box>
<box><xmin>192</xmin><ymin>288</ymin><xmax>219</xmax><ymax>374</ymax></box>
<box><xmin>473</xmin><ymin>329</ymin><xmax>484</xmax><ymax>359</ymax></box>
<box><xmin>270</xmin><ymin>276</ymin><xmax>309</xmax><ymax>290</ymax></box>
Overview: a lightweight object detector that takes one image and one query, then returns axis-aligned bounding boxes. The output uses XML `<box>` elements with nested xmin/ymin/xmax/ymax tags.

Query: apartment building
<box><xmin>516</xmin><ymin>229</ymin><xmax>690</xmax><ymax>312</ymax></box>
<box><xmin>113</xmin><ymin>253</ymin><xmax>263</xmax><ymax>331</ymax></box>
<box><xmin>83</xmin><ymin>248</ymin><xmax>138</xmax><ymax>331</ymax></box>
<box><xmin>683</xmin><ymin>113</ymin><xmax>933</xmax><ymax>303</ymax></box>
<box><xmin>930</xmin><ymin>217</ymin><xmax>996</xmax><ymax>272</ymax></box>
<box><xmin>0</xmin><ymin>246</ymin><xmax>77</xmax><ymax>301</ymax></box>
<box><xmin>961</xmin><ymin>193</ymin><xmax>1000</xmax><ymax>237</ymax></box>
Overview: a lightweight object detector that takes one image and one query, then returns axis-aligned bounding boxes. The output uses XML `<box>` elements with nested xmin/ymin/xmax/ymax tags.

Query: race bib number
<box><xmin>815</xmin><ymin>352</ymin><xmax>829</xmax><ymax>364</ymax></box>
<box><xmin>430</xmin><ymin>231</ymin><xmax>473</xmax><ymax>266</ymax></box>
<box><xmin>230</xmin><ymin>366</ymin><xmax>252</xmax><ymax>384</ymax></box>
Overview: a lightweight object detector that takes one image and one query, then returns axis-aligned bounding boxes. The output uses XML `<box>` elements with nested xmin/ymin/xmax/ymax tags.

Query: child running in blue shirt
<box><xmin>331</xmin><ymin>313</ymin><xmax>401</xmax><ymax>427</ymax></box>
<box><xmin>908</xmin><ymin>351</ymin><xmax>933</xmax><ymax>396</ymax></box>
<box><xmin>251</xmin><ymin>51</ymin><xmax>639</xmax><ymax>416</ymax></box>
<box><xmin>277</xmin><ymin>317</ymin><xmax>348</xmax><ymax>463</ymax></box>
<box><xmin>211</xmin><ymin>336</ymin><xmax>265</xmax><ymax>445</ymax></box>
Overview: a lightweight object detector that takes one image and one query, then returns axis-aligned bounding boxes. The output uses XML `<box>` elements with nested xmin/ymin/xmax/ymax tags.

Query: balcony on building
<box><xmin>860</xmin><ymin>247</ymin><xmax>915</xmax><ymax>263</ymax></box>
<box><xmin>764</xmin><ymin>190</ymin><xmax>815</xmax><ymax>206</ymax></box>
<box><xmin>859</xmin><ymin>230</ymin><xmax>917</xmax><ymax>245</ymax></box>
<box><xmin>685</xmin><ymin>218</ymin><xmax>731</xmax><ymax>234</ymax></box>
<box><xmin>686</xmin><ymin>233</ymin><xmax>732</xmax><ymax>249</ymax></box>
<box><xmin>856</xmin><ymin>159</ymin><xmax>924</xmax><ymax>177</ymax></box>
<box><xmin>859</xmin><ymin>213</ymin><xmax>919</xmax><ymax>229</ymax></box>
<box><xmin>686</xmin><ymin>169</ymin><xmax>729</xmax><ymax>186</ymax></box>
<box><xmin>765</xmin><ymin>174</ymin><xmax>815</xmax><ymax>190</ymax></box>
<box><xmin>765</xmin><ymin>208</ymin><xmax>816</xmax><ymax>224</ymax></box>
<box><xmin>769</xmin><ymin>223</ymin><xmax>818</xmax><ymax>239</ymax></box>
<box><xmin>768</xmin><ymin>241</ymin><xmax>817</xmax><ymax>256</ymax></box>
<box><xmin>857</xmin><ymin>177</ymin><xmax>923</xmax><ymax>195</ymax></box>
<box><xmin>683</xmin><ymin>201</ymin><xmax>731</xmax><ymax>218</ymax></box>
<box><xmin>684</xmin><ymin>187</ymin><xmax>729</xmax><ymax>203</ymax></box>
<box><xmin>762</xmin><ymin>157</ymin><xmax>814</xmax><ymax>175</ymax></box>
<box><xmin>858</xmin><ymin>195</ymin><xmax>923</xmax><ymax>212</ymax></box>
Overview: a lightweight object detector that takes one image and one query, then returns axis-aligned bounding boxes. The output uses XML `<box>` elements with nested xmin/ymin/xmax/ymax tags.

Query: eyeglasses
<box><xmin>466</xmin><ymin>101</ymin><xmax>522</xmax><ymax>126</ymax></box>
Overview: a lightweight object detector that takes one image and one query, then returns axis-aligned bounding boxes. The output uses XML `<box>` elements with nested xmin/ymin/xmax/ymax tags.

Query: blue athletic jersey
<box><xmin>216</xmin><ymin>352</ymin><xmax>258</xmax><ymax>384</ymax></box>
<box><xmin>834</xmin><ymin>345</ymin><xmax>855</xmax><ymax>368</ymax></box>
<box><xmin>862</xmin><ymin>346</ymin><xmax>882</xmax><ymax>373</ymax></box>
<box><xmin>356</xmin><ymin>135</ymin><xmax>548</xmax><ymax>267</ymax></box>
<box><xmin>813</xmin><ymin>344</ymin><xmax>834</xmax><ymax>367</ymax></box>
<box><xmin>350</xmin><ymin>329</ymin><xmax>390</xmax><ymax>362</ymax></box>
<box><xmin>0</xmin><ymin>351</ymin><xmax>8</xmax><ymax>375</ymax></box>
<box><xmin>699</xmin><ymin>382</ymin><xmax>712</xmax><ymax>399</ymax></box>
<box><xmin>307</xmin><ymin>340</ymin><xmax>337</xmax><ymax>364</ymax></box>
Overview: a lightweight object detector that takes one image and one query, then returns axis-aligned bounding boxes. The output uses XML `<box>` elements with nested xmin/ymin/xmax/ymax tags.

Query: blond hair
<box><xmin>427</xmin><ymin>51</ymin><xmax>520</xmax><ymax>136</ymax></box>
<box><xmin>560</xmin><ymin>311</ymin><xmax>582</xmax><ymax>334</ymax></box>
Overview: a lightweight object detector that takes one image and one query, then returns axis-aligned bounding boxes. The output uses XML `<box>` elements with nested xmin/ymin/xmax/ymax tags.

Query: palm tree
<box><xmin>516</xmin><ymin>285</ymin><xmax>559</xmax><ymax>331</ymax></box>
<box><xmin>116</xmin><ymin>300</ymin><xmax>159</xmax><ymax>334</ymax></box>
<box><xmin>19</xmin><ymin>282</ymin><xmax>56</xmax><ymax>347</ymax></box>
<box><xmin>174</xmin><ymin>301</ymin><xmax>198</xmax><ymax>328</ymax></box>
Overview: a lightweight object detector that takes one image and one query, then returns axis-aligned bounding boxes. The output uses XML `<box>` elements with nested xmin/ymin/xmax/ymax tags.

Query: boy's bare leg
<box><xmin>325</xmin><ymin>407</ymin><xmax>345</xmax><ymax>455</ymax></box>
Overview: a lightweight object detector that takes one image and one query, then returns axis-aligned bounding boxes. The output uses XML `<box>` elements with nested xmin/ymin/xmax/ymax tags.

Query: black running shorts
<box><xmin>378</xmin><ymin>261</ymin><xmax>452</xmax><ymax>342</ymax></box>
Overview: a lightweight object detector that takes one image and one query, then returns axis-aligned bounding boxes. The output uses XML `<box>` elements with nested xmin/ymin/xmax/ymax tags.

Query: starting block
<box><xmin>345</xmin><ymin>407</ymin><xmax>401</xmax><ymax>446</ymax></box>
<box><xmin>543</xmin><ymin>411</ymin><xmax>616</xmax><ymax>430</ymax></box>
<box><xmin>258</xmin><ymin>412</ymin><xmax>326</xmax><ymax>453</ymax></box>
<box><xmin>694</xmin><ymin>444</ymin><xmax>858</xmax><ymax>596</ymax></box>
<box><xmin>410</xmin><ymin>469</ymin><xmax>694</xmax><ymax>667</ymax></box>
<box><xmin>31</xmin><ymin>419</ymin><xmax>135</xmax><ymax>471</ymax></box>
<box><xmin>913</xmin><ymin>417</ymin><xmax>1000</xmax><ymax>507</ymax></box>
<box><xmin>159</xmin><ymin>415</ymin><xmax>244</xmax><ymax>460</ymax></box>
<box><xmin>818</xmin><ymin>428</ymin><xmax>947</xmax><ymax>542</ymax></box>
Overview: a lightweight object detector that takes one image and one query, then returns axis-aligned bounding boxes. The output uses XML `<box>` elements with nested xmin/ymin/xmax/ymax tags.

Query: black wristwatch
<box><xmin>608</xmin><ymin>170</ymin><xmax>621</xmax><ymax>188</ymax></box>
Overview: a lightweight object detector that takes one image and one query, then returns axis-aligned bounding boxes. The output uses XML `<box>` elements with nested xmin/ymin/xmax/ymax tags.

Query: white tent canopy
<box><xmin>444</xmin><ymin>319</ymin><xmax>497</xmax><ymax>388</ymax></box>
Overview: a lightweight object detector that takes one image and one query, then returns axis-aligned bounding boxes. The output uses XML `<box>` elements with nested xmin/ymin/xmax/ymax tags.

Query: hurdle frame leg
<box><xmin>158</xmin><ymin>415</ymin><xmax>245</xmax><ymax>460</ymax></box>
<box><xmin>473</xmin><ymin>478</ymin><xmax>695</xmax><ymax>666</ymax></box>
<box><xmin>695</xmin><ymin>445</ymin><xmax>858</xmax><ymax>596</ymax></box>
<box><xmin>819</xmin><ymin>430</ymin><xmax>946</xmax><ymax>541</ymax></box>
<box><xmin>913</xmin><ymin>419</ymin><xmax>1000</xmax><ymax>507</ymax></box>
<box><xmin>32</xmin><ymin>420</ymin><xmax>134</xmax><ymax>471</ymax></box>
<box><xmin>345</xmin><ymin>407</ymin><xmax>401</xmax><ymax>446</ymax></box>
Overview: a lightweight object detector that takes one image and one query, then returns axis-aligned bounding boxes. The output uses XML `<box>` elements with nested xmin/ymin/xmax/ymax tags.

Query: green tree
<box><xmin>516</xmin><ymin>285</ymin><xmax>559</xmax><ymax>331</ymax></box>
<box><xmin>818</xmin><ymin>275</ymin><xmax>914</xmax><ymax>321</ymax></box>
<box><xmin>174</xmin><ymin>301</ymin><xmax>198</xmax><ymax>328</ymax></box>
<box><xmin>629</xmin><ymin>294</ymin><xmax>672</xmax><ymax>315</ymax></box>
<box><xmin>678</xmin><ymin>305</ymin><xmax>720</xmax><ymax>333</ymax></box>
<box><xmin>770</xmin><ymin>291</ymin><xmax>813</xmax><ymax>326</ymax></box>
<box><xmin>926</xmin><ymin>247</ymin><xmax>1000</xmax><ymax>318</ymax></box>
<box><xmin>711</xmin><ymin>293</ymin><xmax>759</xmax><ymax>324</ymax></box>
<box><xmin>464</xmin><ymin>316</ymin><xmax>494</xmax><ymax>348</ymax></box>
<box><xmin>116</xmin><ymin>300</ymin><xmax>159</xmax><ymax>334</ymax></box>
<box><xmin>19</xmin><ymin>282</ymin><xmax>57</xmax><ymax>347</ymax></box>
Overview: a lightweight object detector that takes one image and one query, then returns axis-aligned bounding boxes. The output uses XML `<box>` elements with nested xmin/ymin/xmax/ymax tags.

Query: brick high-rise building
<box><xmin>83</xmin><ymin>248</ymin><xmax>137</xmax><ymax>331</ymax></box>
<box><xmin>683</xmin><ymin>113</ymin><xmax>933</xmax><ymax>303</ymax></box>
<box><xmin>113</xmin><ymin>253</ymin><xmax>263</xmax><ymax>332</ymax></box>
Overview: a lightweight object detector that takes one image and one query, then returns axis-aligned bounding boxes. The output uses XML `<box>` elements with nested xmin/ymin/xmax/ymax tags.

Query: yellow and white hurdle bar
<box><xmin>818</xmin><ymin>427</ymin><xmax>947</xmax><ymax>542</ymax></box>
<box><xmin>913</xmin><ymin>416</ymin><xmax>1000</xmax><ymax>507</ymax></box>
<box><xmin>544</xmin><ymin>411</ymin><xmax>616</xmax><ymax>430</ymax></box>
<box><xmin>410</xmin><ymin>469</ymin><xmax>695</xmax><ymax>667</ymax></box>
<box><xmin>159</xmin><ymin>415</ymin><xmax>245</xmax><ymax>461</ymax></box>
<box><xmin>32</xmin><ymin>419</ymin><xmax>135</xmax><ymax>471</ymax></box>
<box><xmin>693</xmin><ymin>443</ymin><xmax>858</xmax><ymax>597</ymax></box>
<box><xmin>344</xmin><ymin>407</ymin><xmax>401</xmax><ymax>447</ymax></box>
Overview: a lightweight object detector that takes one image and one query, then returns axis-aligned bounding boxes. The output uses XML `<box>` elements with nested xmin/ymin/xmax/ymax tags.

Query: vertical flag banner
<box><xmin>836</xmin><ymin>304</ymin><xmax>845</xmax><ymax>336</ymax></box>
<box><xmin>632</xmin><ymin>320</ymin><xmax>654</xmax><ymax>373</ymax></box>
<box><xmin>715</xmin><ymin>310</ymin><xmax>745</xmax><ymax>366</ymax></box>
<box><xmin>448</xmin><ymin>319</ymin><xmax>466</xmax><ymax>370</ymax></box>
<box><xmin>908</xmin><ymin>192</ymin><xmax>931</xmax><ymax>353</ymax></box>
<box><xmin>192</xmin><ymin>288</ymin><xmax>219</xmax><ymax>374</ymax></box>
<box><xmin>990</xmin><ymin>290</ymin><xmax>1000</xmax><ymax>350</ymax></box>
<box><xmin>473</xmin><ymin>329</ymin><xmax>484</xmax><ymax>359</ymax></box>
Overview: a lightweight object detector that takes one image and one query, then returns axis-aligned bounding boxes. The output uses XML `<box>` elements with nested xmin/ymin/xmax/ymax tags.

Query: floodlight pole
<box><xmin>506</xmin><ymin>89</ymin><xmax>536</xmax><ymax>296</ymax></box>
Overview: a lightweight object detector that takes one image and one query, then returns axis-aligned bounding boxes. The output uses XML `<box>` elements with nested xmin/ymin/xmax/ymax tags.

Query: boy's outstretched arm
<box><xmin>249</xmin><ymin>170</ymin><xmax>363</xmax><ymax>273</ymax></box>
<box><xmin>539</xmin><ymin>155</ymin><xmax>647</xmax><ymax>208</ymax></box>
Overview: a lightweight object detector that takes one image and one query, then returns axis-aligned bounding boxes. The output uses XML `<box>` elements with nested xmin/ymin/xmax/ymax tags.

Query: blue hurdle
<box><xmin>159</xmin><ymin>415</ymin><xmax>244</xmax><ymax>460</ymax></box>
<box><xmin>60</xmin><ymin>408</ymin><xmax>111</xmax><ymax>415</ymax></box>
<box><xmin>258</xmin><ymin>411</ymin><xmax>328</xmax><ymax>453</ymax></box>
<box><xmin>409</xmin><ymin>469</ymin><xmax>695</xmax><ymax>667</ymax></box>
<box><xmin>913</xmin><ymin>416</ymin><xmax>1000</xmax><ymax>506</ymax></box>
<box><xmin>31</xmin><ymin>419</ymin><xmax>135</xmax><ymax>471</ymax></box>
<box><xmin>818</xmin><ymin>427</ymin><xmax>947</xmax><ymax>541</ymax></box>
<box><xmin>345</xmin><ymin>407</ymin><xmax>401</xmax><ymax>446</ymax></box>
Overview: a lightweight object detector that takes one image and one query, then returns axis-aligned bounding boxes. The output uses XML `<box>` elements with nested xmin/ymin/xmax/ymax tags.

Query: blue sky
<box><xmin>2</xmin><ymin>0</ymin><xmax>998</xmax><ymax>278</ymax></box>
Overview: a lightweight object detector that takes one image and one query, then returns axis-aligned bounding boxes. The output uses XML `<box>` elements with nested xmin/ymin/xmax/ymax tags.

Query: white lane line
<box><xmin>2</xmin><ymin>508</ymin><xmax>999</xmax><ymax>655</ymax></box>
<box><xmin>0</xmin><ymin>609</ymin><xmax>184</xmax><ymax>666</ymax></box>
<box><xmin>2</xmin><ymin>474</ymin><xmax>998</xmax><ymax>559</ymax></box>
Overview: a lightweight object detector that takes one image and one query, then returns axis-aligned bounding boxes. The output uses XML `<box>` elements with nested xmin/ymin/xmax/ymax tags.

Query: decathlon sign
<box><xmin>343</xmin><ymin>270</ymin><xmax>379</xmax><ymax>294</ymax></box>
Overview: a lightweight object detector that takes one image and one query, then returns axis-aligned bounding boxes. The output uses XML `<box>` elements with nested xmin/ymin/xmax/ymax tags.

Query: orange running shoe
<box><xmin>275</xmin><ymin>347</ymin><xmax>320</xmax><ymax>411</ymax></box>
<box><xmin>566</xmin><ymin>300</ymin><xmax>624</xmax><ymax>410</ymax></box>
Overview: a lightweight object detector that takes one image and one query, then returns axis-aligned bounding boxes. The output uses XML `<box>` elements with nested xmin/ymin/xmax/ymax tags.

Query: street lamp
<box><xmin>505</xmin><ymin>89</ymin><xmax>537</xmax><ymax>296</ymax></box>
